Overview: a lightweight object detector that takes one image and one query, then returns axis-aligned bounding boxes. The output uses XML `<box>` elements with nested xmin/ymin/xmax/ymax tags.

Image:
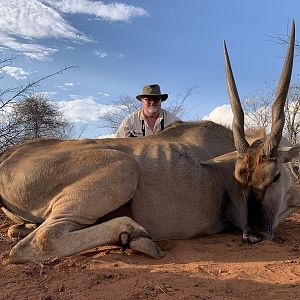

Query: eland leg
<box><xmin>8</xmin><ymin>156</ymin><xmax>163</xmax><ymax>263</ymax></box>
<box><xmin>9</xmin><ymin>216</ymin><xmax>164</xmax><ymax>263</ymax></box>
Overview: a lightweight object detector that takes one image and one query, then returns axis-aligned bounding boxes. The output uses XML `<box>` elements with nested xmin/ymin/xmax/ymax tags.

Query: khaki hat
<box><xmin>136</xmin><ymin>84</ymin><xmax>168</xmax><ymax>101</ymax></box>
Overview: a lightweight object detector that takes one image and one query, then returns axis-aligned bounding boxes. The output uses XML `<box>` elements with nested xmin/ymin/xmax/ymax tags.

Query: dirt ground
<box><xmin>1</xmin><ymin>208</ymin><xmax>300</xmax><ymax>300</ymax></box>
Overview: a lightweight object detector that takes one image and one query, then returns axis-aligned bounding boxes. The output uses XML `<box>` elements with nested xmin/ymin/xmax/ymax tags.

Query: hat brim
<box><xmin>136</xmin><ymin>94</ymin><xmax>168</xmax><ymax>102</ymax></box>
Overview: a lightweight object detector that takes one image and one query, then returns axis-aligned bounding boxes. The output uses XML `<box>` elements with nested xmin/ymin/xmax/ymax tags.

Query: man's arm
<box><xmin>164</xmin><ymin>110</ymin><xmax>182</xmax><ymax>126</ymax></box>
<box><xmin>115</xmin><ymin>118</ymin><xmax>129</xmax><ymax>138</ymax></box>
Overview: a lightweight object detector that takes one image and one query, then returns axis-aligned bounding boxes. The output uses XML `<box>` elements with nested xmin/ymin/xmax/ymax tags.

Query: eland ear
<box><xmin>201</xmin><ymin>151</ymin><xmax>238</xmax><ymax>165</ymax></box>
<box><xmin>276</xmin><ymin>146</ymin><xmax>300</xmax><ymax>163</ymax></box>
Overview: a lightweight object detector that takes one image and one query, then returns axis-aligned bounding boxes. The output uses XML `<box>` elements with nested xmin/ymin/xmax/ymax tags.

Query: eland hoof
<box><xmin>243</xmin><ymin>232</ymin><xmax>263</xmax><ymax>244</ymax></box>
<box><xmin>130</xmin><ymin>238</ymin><xmax>165</xmax><ymax>259</ymax></box>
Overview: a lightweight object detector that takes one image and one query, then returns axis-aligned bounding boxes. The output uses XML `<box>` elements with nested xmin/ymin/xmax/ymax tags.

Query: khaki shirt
<box><xmin>115</xmin><ymin>109</ymin><xmax>181</xmax><ymax>138</ymax></box>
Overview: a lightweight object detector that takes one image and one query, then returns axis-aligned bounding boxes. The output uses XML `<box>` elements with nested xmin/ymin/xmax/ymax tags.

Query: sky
<box><xmin>0</xmin><ymin>0</ymin><xmax>299</xmax><ymax>138</ymax></box>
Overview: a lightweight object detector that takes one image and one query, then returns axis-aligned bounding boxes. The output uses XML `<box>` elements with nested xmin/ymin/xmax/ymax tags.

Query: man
<box><xmin>116</xmin><ymin>84</ymin><xmax>181</xmax><ymax>137</ymax></box>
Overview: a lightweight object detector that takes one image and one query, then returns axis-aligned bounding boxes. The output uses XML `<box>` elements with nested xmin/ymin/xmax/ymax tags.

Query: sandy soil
<box><xmin>1</xmin><ymin>208</ymin><xmax>300</xmax><ymax>300</ymax></box>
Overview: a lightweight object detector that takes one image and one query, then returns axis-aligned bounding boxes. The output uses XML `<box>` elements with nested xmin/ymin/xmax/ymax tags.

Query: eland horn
<box><xmin>263</xmin><ymin>20</ymin><xmax>295</xmax><ymax>156</ymax></box>
<box><xmin>224</xmin><ymin>41</ymin><xmax>249</xmax><ymax>157</ymax></box>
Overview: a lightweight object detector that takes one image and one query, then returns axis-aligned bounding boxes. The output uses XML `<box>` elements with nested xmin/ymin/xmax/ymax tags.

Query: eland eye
<box><xmin>272</xmin><ymin>172</ymin><xmax>281</xmax><ymax>183</ymax></box>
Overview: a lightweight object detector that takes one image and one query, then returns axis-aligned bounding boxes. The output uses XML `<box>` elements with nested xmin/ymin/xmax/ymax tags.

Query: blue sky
<box><xmin>0</xmin><ymin>0</ymin><xmax>299</xmax><ymax>138</ymax></box>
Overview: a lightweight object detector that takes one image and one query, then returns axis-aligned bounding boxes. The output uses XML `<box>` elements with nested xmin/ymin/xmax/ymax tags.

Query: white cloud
<box><xmin>94</xmin><ymin>50</ymin><xmax>125</xmax><ymax>59</ymax></box>
<box><xmin>0</xmin><ymin>1</ymin><xmax>88</xmax><ymax>40</ymax></box>
<box><xmin>0</xmin><ymin>0</ymin><xmax>147</xmax><ymax>60</ymax></box>
<box><xmin>114</xmin><ymin>53</ymin><xmax>125</xmax><ymax>58</ymax></box>
<box><xmin>0</xmin><ymin>0</ymin><xmax>89</xmax><ymax>60</ymax></box>
<box><xmin>69</xmin><ymin>94</ymin><xmax>81</xmax><ymax>99</ymax></box>
<box><xmin>39</xmin><ymin>91</ymin><xmax>58</xmax><ymax>96</ymax></box>
<box><xmin>2</xmin><ymin>66</ymin><xmax>30</xmax><ymax>80</ymax></box>
<box><xmin>0</xmin><ymin>33</ymin><xmax>58</xmax><ymax>61</ymax></box>
<box><xmin>202</xmin><ymin>103</ymin><xmax>281</xmax><ymax>133</ymax></box>
<box><xmin>97</xmin><ymin>133</ymin><xmax>116</xmax><ymax>139</ymax></box>
<box><xmin>203</xmin><ymin>104</ymin><xmax>233</xmax><ymax>128</ymax></box>
<box><xmin>45</xmin><ymin>0</ymin><xmax>148</xmax><ymax>22</ymax></box>
<box><xmin>94</xmin><ymin>49</ymin><xmax>108</xmax><ymax>58</ymax></box>
<box><xmin>64</xmin><ymin>82</ymin><xmax>75</xmax><ymax>87</ymax></box>
<box><xmin>57</xmin><ymin>96</ymin><xmax>117</xmax><ymax>123</ymax></box>
<box><xmin>98</xmin><ymin>92</ymin><xmax>111</xmax><ymax>97</ymax></box>
<box><xmin>55</xmin><ymin>82</ymin><xmax>75</xmax><ymax>90</ymax></box>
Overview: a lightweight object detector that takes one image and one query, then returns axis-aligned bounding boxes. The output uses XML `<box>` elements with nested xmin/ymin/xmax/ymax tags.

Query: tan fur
<box><xmin>235</xmin><ymin>144</ymin><xmax>277</xmax><ymax>189</ymax></box>
<box><xmin>245</xmin><ymin>127</ymin><xmax>266</xmax><ymax>145</ymax></box>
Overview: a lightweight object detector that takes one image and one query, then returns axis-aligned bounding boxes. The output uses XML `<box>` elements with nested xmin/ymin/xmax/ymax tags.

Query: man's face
<box><xmin>141</xmin><ymin>96</ymin><xmax>162</xmax><ymax>117</ymax></box>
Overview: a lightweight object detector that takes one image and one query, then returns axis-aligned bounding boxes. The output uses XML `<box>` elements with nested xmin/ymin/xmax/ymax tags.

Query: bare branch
<box><xmin>165</xmin><ymin>86</ymin><xmax>196</xmax><ymax>117</ymax></box>
<box><xmin>242</xmin><ymin>84</ymin><xmax>273</xmax><ymax>129</ymax></box>
<box><xmin>0</xmin><ymin>55</ymin><xmax>77</xmax><ymax>152</ymax></box>
<box><xmin>242</xmin><ymin>79</ymin><xmax>300</xmax><ymax>180</ymax></box>
<box><xmin>0</xmin><ymin>66</ymin><xmax>78</xmax><ymax>110</ymax></box>
<box><xmin>267</xmin><ymin>31</ymin><xmax>300</xmax><ymax>56</ymax></box>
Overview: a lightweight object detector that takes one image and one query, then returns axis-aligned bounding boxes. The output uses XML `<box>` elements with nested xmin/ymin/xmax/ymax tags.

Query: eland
<box><xmin>0</xmin><ymin>22</ymin><xmax>299</xmax><ymax>263</ymax></box>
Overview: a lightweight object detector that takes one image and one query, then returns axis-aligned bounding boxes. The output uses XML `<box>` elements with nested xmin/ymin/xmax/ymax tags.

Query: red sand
<box><xmin>1</xmin><ymin>208</ymin><xmax>300</xmax><ymax>300</ymax></box>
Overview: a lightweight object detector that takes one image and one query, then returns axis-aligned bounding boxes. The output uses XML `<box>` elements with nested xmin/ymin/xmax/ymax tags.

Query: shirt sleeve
<box><xmin>115</xmin><ymin>118</ymin><xmax>131</xmax><ymax>138</ymax></box>
<box><xmin>164</xmin><ymin>110</ymin><xmax>181</xmax><ymax>126</ymax></box>
<box><xmin>174</xmin><ymin>115</ymin><xmax>181</xmax><ymax>122</ymax></box>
